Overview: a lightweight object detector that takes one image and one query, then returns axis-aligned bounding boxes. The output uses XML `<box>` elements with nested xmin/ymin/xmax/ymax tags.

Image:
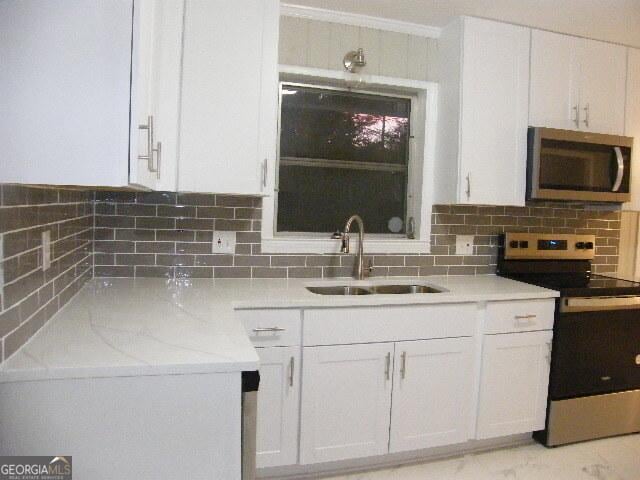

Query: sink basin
<box><xmin>306</xmin><ymin>286</ymin><xmax>372</xmax><ymax>296</ymax></box>
<box><xmin>370</xmin><ymin>284</ymin><xmax>442</xmax><ymax>294</ymax></box>
<box><xmin>306</xmin><ymin>284</ymin><xmax>443</xmax><ymax>295</ymax></box>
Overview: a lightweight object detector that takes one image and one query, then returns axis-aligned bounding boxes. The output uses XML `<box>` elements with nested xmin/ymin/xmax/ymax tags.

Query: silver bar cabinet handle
<box><xmin>289</xmin><ymin>356</ymin><xmax>295</xmax><ymax>387</ymax></box>
<box><xmin>514</xmin><ymin>314</ymin><xmax>537</xmax><ymax>320</ymax></box>
<box><xmin>572</xmin><ymin>104</ymin><xmax>580</xmax><ymax>128</ymax></box>
<box><xmin>155</xmin><ymin>141</ymin><xmax>161</xmax><ymax>180</ymax></box>
<box><xmin>262</xmin><ymin>158</ymin><xmax>268</xmax><ymax>188</ymax></box>
<box><xmin>465</xmin><ymin>173</ymin><xmax>471</xmax><ymax>200</ymax></box>
<box><xmin>252</xmin><ymin>327</ymin><xmax>285</xmax><ymax>333</ymax></box>
<box><xmin>138</xmin><ymin>115</ymin><xmax>154</xmax><ymax>172</ymax></box>
<box><xmin>384</xmin><ymin>352</ymin><xmax>391</xmax><ymax>380</ymax></box>
<box><xmin>583</xmin><ymin>103</ymin><xmax>590</xmax><ymax>128</ymax></box>
<box><xmin>138</xmin><ymin>115</ymin><xmax>160</xmax><ymax>177</ymax></box>
<box><xmin>400</xmin><ymin>351</ymin><xmax>407</xmax><ymax>379</ymax></box>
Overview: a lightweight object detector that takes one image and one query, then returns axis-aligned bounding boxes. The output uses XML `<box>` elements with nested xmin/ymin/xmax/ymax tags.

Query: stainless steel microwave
<box><xmin>527</xmin><ymin>127</ymin><xmax>633</xmax><ymax>203</ymax></box>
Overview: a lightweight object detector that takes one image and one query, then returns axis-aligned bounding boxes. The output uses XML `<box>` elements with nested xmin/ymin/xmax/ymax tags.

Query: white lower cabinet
<box><xmin>255</xmin><ymin>346</ymin><xmax>300</xmax><ymax>468</ymax></box>
<box><xmin>299</xmin><ymin>343</ymin><xmax>393</xmax><ymax>464</ymax></box>
<box><xmin>476</xmin><ymin>330</ymin><xmax>553</xmax><ymax>439</ymax></box>
<box><xmin>389</xmin><ymin>338</ymin><xmax>475</xmax><ymax>452</ymax></box>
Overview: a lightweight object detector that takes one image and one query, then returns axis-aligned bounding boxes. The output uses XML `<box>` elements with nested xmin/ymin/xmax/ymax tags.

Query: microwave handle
<box><xmin>612</xmin><ymin>146</ymin><xmax>624</xmax><ymax>192</ymax></box>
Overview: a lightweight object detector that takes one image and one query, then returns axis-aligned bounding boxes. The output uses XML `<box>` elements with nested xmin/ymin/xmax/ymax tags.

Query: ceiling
<box><xmin>284</xmin><ymin>0</ymin><xmax>640</xmax><ymax>47</ymax></box>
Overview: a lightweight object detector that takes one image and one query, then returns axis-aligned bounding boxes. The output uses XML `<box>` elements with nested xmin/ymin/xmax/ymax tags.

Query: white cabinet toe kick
<box><xmin>237</xmin><ymin>297</ymin><xmax>556</xmax><ymax>476</ymax></box>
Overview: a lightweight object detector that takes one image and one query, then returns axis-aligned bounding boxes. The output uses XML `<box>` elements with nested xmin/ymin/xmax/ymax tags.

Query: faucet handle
<box><xmin>341</xmin><ymin>234</ymin><xmax>350</xmax><ymax>254</ymax></box>
<box><xmin>331</xmin><ymin>230</ymin><xmax>343</xmax><ymax>239</ymax></box>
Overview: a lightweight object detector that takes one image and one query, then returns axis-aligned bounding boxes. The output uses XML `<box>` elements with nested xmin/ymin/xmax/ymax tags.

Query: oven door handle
<box><xmin>562</xmin><ymin>296</ymin><xmax>640</xmax><ymax>313</ymax></box>
<box><xmin>612</xmin><ymin>146</ymin><xmax>625</xmax><ymax>192</ymax></box>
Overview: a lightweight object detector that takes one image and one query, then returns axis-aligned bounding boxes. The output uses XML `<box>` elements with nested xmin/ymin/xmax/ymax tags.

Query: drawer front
<box><xmin>237</xmin><ymin>309</ymin><xmax>302</xmax><ymax>347</ymax></box>
<box><xmin>304</xmin><ymin>304</ymin><xmax>477</xmax><ymax>346</ymax></box>
<box><xmin>485</xmin><ymin>299</ymin><xmax>555</xmax><ymax>334</ymax></box>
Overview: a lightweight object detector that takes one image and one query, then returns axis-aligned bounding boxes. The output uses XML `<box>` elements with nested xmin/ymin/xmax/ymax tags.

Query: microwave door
<box><xmin>528</xmin><ymin>127</ymin><xmax>633</xmax><ymax>203</ymax></box>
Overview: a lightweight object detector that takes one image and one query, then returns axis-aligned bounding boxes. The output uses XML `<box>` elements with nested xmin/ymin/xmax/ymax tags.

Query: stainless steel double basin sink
<box><xmin>306</xmin><ymin>284</ymin><xmax>443</xmax><ymax>296</ymax></box>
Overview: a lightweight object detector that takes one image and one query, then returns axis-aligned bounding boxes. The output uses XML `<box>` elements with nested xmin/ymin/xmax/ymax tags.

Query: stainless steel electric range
<box><xmin>497</xmin><ymin>232</ymin><xmax>640</xmax><ymax>446</ymax></box>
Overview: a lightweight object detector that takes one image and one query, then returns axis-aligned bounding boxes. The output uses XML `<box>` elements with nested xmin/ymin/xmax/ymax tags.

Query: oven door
<box><xmin>550</xmin><ymin>297</ymin><xmax>640</xmax><ymax>400</ymax></box>
<box><xmin>528</xmin><ymin>127</ymin><xmax>633</xmax><ymax>202</ymax></box>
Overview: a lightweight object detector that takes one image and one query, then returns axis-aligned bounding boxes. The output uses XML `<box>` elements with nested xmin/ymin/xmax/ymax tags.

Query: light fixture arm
<box><xmin>343</xmin><ymin>48</ymin><xmax>366</xmax><ymax>73</ymax></box>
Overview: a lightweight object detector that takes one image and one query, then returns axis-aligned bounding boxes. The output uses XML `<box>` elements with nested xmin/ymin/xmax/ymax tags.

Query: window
<box><xmin>276</xmin><ymin>84</ymin><xmax>412</xmax><ymax>236</ymax></box>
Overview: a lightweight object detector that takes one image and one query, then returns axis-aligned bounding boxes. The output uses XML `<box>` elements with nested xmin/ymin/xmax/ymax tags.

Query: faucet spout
<box><xmin>342</xmin><ymin>215</ymin><xmax>366</xmax><ymax>280</ymax></box>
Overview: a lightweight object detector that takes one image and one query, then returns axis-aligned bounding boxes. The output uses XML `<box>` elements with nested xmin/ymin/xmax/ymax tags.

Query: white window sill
<box><xmin>261</xmin><ymin>237</ymin><xmax>431</xmax><ymax>254</ymax></box>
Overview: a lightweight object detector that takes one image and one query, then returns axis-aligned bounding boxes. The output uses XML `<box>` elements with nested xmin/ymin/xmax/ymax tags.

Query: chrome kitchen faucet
<box><xmin>333</xmin><ymin>214</ymin><xmax>369</xmax><ymax>280</ymax></box>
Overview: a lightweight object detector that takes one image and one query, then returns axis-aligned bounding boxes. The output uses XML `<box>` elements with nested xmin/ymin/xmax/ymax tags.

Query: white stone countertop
<box><xmin>0</xmin><ymin>275</ymin><xmax>558</xmax><ymax>383</ymax></box>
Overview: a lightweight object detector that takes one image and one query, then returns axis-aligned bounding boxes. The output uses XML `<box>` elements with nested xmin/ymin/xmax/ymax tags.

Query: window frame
<box><xmin>262</xmin><ymin>70</ymin><xmax>437</xmax><ymax>254</ymax></box>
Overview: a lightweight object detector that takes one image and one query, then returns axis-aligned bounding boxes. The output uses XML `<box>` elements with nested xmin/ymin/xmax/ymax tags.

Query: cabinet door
<box><xmin>130</xmin><ymin>0</ymin><xmax>184</xmax><ymax>190</ymax></box>
<box><xmin>459</xmin><ymin>17</ymin><xmax>530</xmax><ymax>206</ymax></box>
<box><xmin>529</xmin><ymin>30</ymin><xmax>580</xmax><ymax>130</ymax></box>
<box><xmin>624</xmin><ymin>48</ymin><xmax>640</xmax><ymax>211</ymax></box>
<box><xmin>300</xmin><ymin>343</ymin><xmax>393</xmax><ymax>464</ymax></box>
<box><xmin>256</xmin><ymin>347</ymin><xmax>300</xmax><ymax>468</ymax></box>
<box><xmin>179</xmin><ymin>0</ymin><xmax>279</xmax><ymax>194</ymax></box>
<box><xmin>389</xmin><ymin>338</ymin><xmax>475</xmax><ymax>452</ymax></box>
<box><xmin>476</xmin><ymin>330</ymin><xmax>553</xmax><ymax>439</ymax></box>
<box><xmin>578</xmin><ymin>38</ymin><xmax>627</xmax><ymax>135</ymax></box>
<box><xmin>0</xmin><ymin>0</ymin><xmax>132</xmax><ymax>186</ymax></box>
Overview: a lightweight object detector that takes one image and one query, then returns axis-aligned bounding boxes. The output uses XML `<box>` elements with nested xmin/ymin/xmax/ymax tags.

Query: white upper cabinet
<box><xmin>529</xmin><ymin>31</ymin><xmax>578</xmax><ymax>131</ymax></box>
<box><xmin>129</xmin><ymin>0</ymin><xmax>184</xmax><ymax>191</ymax></box>
<box><xmin>530</xmin><ymin>30</ymin><xmax>626</xmax><ymax>135</ymax></box>
<box><xmin>179</xmin><ymin>0</ymin><xmax>279</xmax><ymax>194</ymax></box>
<box><xmin>0</xmin><ymin>0</ymin><xmax>183</xmax><ymax>188</ymax></box>
<box><xmin>624</xmin><ymin>48</ymin><xmax>640</xmax><ymax>211</ymax></box>
<box><xmin>436</xmin><ymin>17</ymin><xmax>530</xmax><ymax>206</ymax></box>
<box><xmin>0</xmin><ymin>0</ymin><xmax>133</xmax><ymax>186</ymax></box>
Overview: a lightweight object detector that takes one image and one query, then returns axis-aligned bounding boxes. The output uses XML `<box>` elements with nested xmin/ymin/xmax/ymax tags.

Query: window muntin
<box><xmin>276</xmin><ymin>84</ymin><xmax>411</xmax><ymax>235</ymax></box>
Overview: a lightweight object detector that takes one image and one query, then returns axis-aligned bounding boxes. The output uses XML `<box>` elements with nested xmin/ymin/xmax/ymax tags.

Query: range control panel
<box><xmin>504</xmin><ymin>233</ymin><xmax>596</xmax><ymax>260</ymax></box>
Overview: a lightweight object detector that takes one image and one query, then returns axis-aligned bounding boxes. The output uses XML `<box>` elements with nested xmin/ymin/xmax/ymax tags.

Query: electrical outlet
<box><xmin>213</xmin><ymin>231</ymin><xmax>236</xmax><ymax>254</ymax></box>
<box><xmin>455</xmin><ymin>235</ymin><xmax>474</xmax><ymax>255</ymax></box>
<box><xmin>42</xmin><ymin>230</ymin><xmax>51</xmax><ymax>271</ymax></box>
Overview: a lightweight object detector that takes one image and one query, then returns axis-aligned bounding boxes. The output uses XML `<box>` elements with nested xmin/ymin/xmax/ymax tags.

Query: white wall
<box><xmin>285</xmin><ymin>0</ymin><xmax>640</xmax><ymax>47</ymax></box>
<box><xmin>279</xmin><ymin>16</ymin><xmax>437</xmax><ymax>81</ymax></box>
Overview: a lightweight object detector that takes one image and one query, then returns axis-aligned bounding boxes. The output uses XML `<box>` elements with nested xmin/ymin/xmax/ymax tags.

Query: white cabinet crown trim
<box><xmin>280</xmin><ymin>3</ymin><xmax>441</xmax><ymax>39</ymax></box>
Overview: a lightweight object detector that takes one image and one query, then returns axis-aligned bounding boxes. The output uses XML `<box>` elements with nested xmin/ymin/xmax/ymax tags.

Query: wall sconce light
<box><xmin>343</xmin><ymin>48</ymin><xmax>366</xmax><ymax>73</ymax></box>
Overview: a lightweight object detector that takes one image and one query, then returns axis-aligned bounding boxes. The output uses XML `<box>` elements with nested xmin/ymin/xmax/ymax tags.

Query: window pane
<box><xmin>277</xmin><ymin>85</ymin><xmax>411</xmax><ymax>234</ymax></box>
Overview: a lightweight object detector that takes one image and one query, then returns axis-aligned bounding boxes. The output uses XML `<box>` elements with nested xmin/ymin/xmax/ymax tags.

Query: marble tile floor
<box><xmin>325</xmin><ymin>434</ymin><xmax>640</xmax><ymax>480</ymax></box>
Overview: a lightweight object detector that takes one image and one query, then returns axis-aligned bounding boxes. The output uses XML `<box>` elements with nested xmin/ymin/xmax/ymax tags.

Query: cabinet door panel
<box><xmin>578</xmin><ymin>38</ymin><xmax>626</xmax><ymax>135</ymax></box>
<box><xmin>179</xmin><ymin>0</ymin><xmax>278</xmax><ymax>194</ymax></box>
<box><xmin>390</xmin><ymin>338</ymin><xmax>475</xmax><ymax>452</ymax></box>
<box><xmin>529</xmin><ymin>30</ymin><xmax>578</xmax><ymax>130</ymax></box>
<box><xmin>459</xmin><ymin>17</ymin><xmax>530</xmax><ymax>206</ymax></box>
<box><xmin>256</xmin><ymin>347</ymin><xmax>300</xmax><ymax>468</ymax></box>
<box><xmin>0</xmin><ymin>0</ymin><xmax>132</xmax><ymax>186</ymax></box>
<box><xmin>624</xmin><ymin>48</ymin><xmax>640</xmax><ymax>211</ymax></box>
<box><xmin>476</xmin><ymin>331</ymin><xmax>553</xmax><ymax>439</ymax></box>
<box><xmin>130</xmin><ymin>0</ymin><xmax>183</xmax><ymax>190</ymax></box>
<box><xmin>300</xmin><ymin>343</ymin><xmax>393</xmax><ymax>464</ymax></box>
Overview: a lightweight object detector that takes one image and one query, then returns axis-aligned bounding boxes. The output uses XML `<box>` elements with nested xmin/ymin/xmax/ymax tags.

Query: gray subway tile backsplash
<box><xmin>0</xmin><ymin>184</ymin><xmax>623</xmax><ymax>366</ymax></box>
<box><xmin>0</xmin><ymin>184</ymin><xmax>92</xmax><ymax>364</ymax></box>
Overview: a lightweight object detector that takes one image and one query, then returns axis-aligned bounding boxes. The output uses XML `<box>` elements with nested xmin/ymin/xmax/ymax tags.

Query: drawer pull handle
<box><xmin>252</xmin><ymin>327</ymin><xmax>286</xmax><ymax>333</ymax></box>
<box><xmin>514</xmin><ymin>314</ymin><xmax>537</xmax><ymax>324</ymax></box>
